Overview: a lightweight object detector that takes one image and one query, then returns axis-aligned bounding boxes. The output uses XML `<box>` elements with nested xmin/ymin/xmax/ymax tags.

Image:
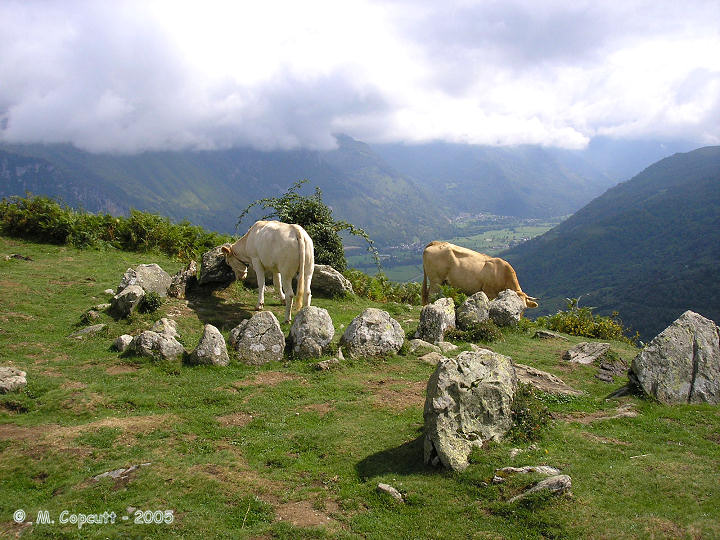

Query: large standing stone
<box><xmin>630</xmin><ymin>311</ymin><xmax>720</xmax><ymax>404</ymax></box>
<box><xmin>416</xmin><ymin>298</ymin><xmax>456</xmax><ymax>343</ymax></box>
<box><xmin>0</xmin><ymin>367</ymin><xmax>27</xmax><ymax>393</ymax></box>
<box><xmin>110</xmin><ymin>285</ymin><xmax>145</xmax><ymax>318</ymax></box>
<box><xmin>230</xmin><ymin>311</ymin><xmax>286</xmax><ymax>365</ymax></box>
<box><xmin>311</xmin><ymin>265</ymin><xmax>354</xmax><ymax>297</ymax></box>
<box><xmin>456</xmin><ymin>292</ymin><xmax>490</xmax><ymax>330</ymax></box>
<box><xmin>187</xmin><ymin>324</ymin><xmax>230</xmax><ymax>366</ymax></box>
<box><xmin>118</xmin><ymin>264</ymin><xmax>172</xmax><ymax>297</ymax></box>
<box><xmin>562</xmin><ymin>342</ymin><xmax>611</xmax><ymax>364</ymax></box>
<box><xmin>168</xmin><ymin>260</ymin><xmax>198</xmax><ymax>298</ymax></box>
<box><xmin>198</xmin><ymin>246</ymin><xmax>236</xmax><ymax>287</ymax></box>
<box><xmin>424</xmin><ymin>350</ymin><xmax>517</xmax><ymax>471</ymax></box>
<box><xmin>130</xmin><ymin>331</ymin><xmax>185</xmax><ymax>361</ymax></box>
<box><xmin>488</xmin><ymin>290</ymin><xmax>526</xmax><ymax>327</ymax></box>
<box><xmin>340</xmin><ymin>308</ymin><xmax>405</xmax><ymax>359</ymax></box>
<box><xmin>288</xmin><ymin>306</ymin><xmax>335</xmax><ymax>359</ymax></box>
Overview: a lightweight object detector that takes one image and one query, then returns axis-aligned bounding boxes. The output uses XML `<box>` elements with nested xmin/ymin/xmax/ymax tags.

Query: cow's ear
<box><xmin>221</xmin><ymin>245</ymin><xmax>232</xmax><ymax>255</ymax></box>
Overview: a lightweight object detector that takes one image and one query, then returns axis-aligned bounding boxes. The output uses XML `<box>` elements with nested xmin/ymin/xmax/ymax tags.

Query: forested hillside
<box><xmin>503</xmin><ymin>146</ymin><xmax>720</xmax><ymax>339</ymax></box>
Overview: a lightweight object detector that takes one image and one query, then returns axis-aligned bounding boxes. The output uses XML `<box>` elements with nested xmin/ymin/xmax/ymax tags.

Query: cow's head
<box><xmin>520</xmin><ymin>292</ymin><xmax>539</xmax><ymax>309</ymax></box>
<box><xmin>221</xmin><ymin>244</ymin><xmax>248</xmax><ymax>280</ymax></box>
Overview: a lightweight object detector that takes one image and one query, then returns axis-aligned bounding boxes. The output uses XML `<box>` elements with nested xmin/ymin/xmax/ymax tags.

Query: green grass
<box><xmin>1</xmin><ymin>236</ymin><xmax>719</xmax><ymax>538</ymax></box>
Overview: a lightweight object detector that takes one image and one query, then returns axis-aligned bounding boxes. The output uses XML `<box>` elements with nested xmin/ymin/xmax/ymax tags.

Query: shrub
<box><xmin>508</xmin><ymin>383</ymin><xmax>552</xmax><ymax>443</ymax></box>
<box><xmin>537</xmin><ymin>298</ymin><xmax>638</xmax><ymax>344</ymax></box>
<box><xmin>344</xmin><ymin>269</ymin><xmax>422</xmax><ymax>305</ymax></box>
<box><xmin>137</xmin><ymin>291</ymin><xmax>163</xmax><ymax>314</ymax></box>
<box><xmin>445</xmin><ymin>320</ymin><xmax>503</xmax><ymax>344</ymax></box>
<box><xmin>237</xmin><ymin>179</ymin><xmax>379</xmax><ymax>272</ymax></box>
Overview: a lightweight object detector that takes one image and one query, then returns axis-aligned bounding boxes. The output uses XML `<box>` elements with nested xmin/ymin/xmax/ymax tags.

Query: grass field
<box><xmin>1</xmin><ymin>236</ymin><xmax>719</xmax><ymax>539</ymax></box>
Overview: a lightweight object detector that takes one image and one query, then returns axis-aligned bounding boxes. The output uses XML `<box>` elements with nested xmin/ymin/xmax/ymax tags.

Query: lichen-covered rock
<box><xmin>630</xmin><ymin>310</ymin><xmax>720</xmax><ymax>404</ymax></box>
<box><xmin>113</xmin><ymin>334</ymin><xmax>133</xmax><ymax>353</ymax></box>
<box><xmin>488</xmin><ymin>290</ymin><xmax>525</xmax><ymax>327</ymax></box>
<box><xmin>311</xmin><ymin>264</ymin><xmax>354</xmax><ymax>297</ymax></box>
<box><xmin>168</xmin><ymin>260</ymin><xmax>198</xmax><ymax>298</ymax></box>
<box><xmin>0</xmin><ymin>367</ymin><xmax>27</xmax><ymax>393</ymax></box>
<box><xmin>416</xmin><ymin>298</ymin><xmax>455</xmax><ymax>343</ymax></box>
<box><xmin>110</xmin><ymin>285</ymin><xmax>145</xmax><ymax>318</ymax></box>
<box><xmin>340</xmin><ymin>308</ymin><xmax>404</xmax><ymax>358</ymax></box>
<box><xmin>408</xmin><ymin>339</ymin><xmax>441</xmax><ymax>355</ymax></box>
<box><xmin>187</xmin><ymin>324</ymin><xmax>229</xmax><ymax>366</ymax></box>
<box><xmin>424</xmin><ymin>349</ymin><xmax>517</xmax><ymax>471</ymax></box>
<box><xmin>118</xmin><ymin>264</ymin><xmax>172</xmax><ymax>297</ymax></box>
<box><xmin>513</xmin><ymin>363</ymin><xmax>582</xmax><ymax>396</ymax></box>
<box><xmin>562</xmin><ymin>342</ymin><xmax>611</xmax><ymax>364</ymax></box>
<box><xmin>130</xmin><ymin>331</ymin><xmax>185</xmax><ymax>361</ymax></box>
<box><xmin>508</xmin><ymin>475</ymin><xmax>572</xmax><ymax>503</ymax></box>
<box><xmin>230</xmin><ymin>311</ymin><xmax>285</xmax><ymax>365</ymax></box>
<box><xmin>288</xmin><ymin>306</ymin><xmax>335</xmax><ymax>358</ymax></box>
<box><xmin>151</xmin><ymin>318</ymin><xmax>179</xmax><ymax>338</ymax></box>
<box><xmin>456</xmin><ymin>291</ymin><xmax>490</xmax><ymax>330</ymax></box>
<box><xmin>198</xmin><ymin>246</ymin><xmax>236</xmax><ymax>288</ymax></box>
<box><xmin>69</xmin><ymin>324</ymin><xmax>107</xmax><ymax>339</ymax></box>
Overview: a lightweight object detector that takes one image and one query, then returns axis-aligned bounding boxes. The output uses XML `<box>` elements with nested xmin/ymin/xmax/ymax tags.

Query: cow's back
<box><xmin>246</xmin><ymin>221</ymin><xmax>301</xmax><ymax>273</ymax></box>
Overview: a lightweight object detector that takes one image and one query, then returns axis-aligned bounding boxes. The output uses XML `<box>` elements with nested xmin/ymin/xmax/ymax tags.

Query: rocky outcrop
<box><xmin>230</xmin><ymin>311</ymin><xmax>286</xmax><ymax>365</ymax></box>
<box><xmin>288</xmin><ymin>306</ymin><xmax>335</xmax><ymax>359</ymax></box>
<box><xmin>424</xmin><ymin>349</ymin><xmax>517</xmax><ymax>471</ymax></box>
<box><xmin>340</xmin><ymin>308</ymin><xmax>405</xmax><ymax>359</ymax></box>
<box><xmin>488</xmin><ymin>290</ymin><xmax>526</xmax><ymax>327</ymax></box>
<box><xmin>198</xmin><ymin>246</ymin><xmax>236</xmax><ymax>288</ymax></box>
<box><xmin>110</xmin><ymin>285</ymin><xmax>145</xmax><ymax>318</ymax></box>
<box><xmin>508</xmin><ymin>475</ymin><xmax>572</xmax><ymax>503</ymax></box>
<box><xmin>311</xmin><ymin>265</ymin><xmax>354</xmax><ymax>297</ymax></box>
<box><xmin>187</xmin><ymin>324</ymin><xmax>229</xmax><ymax>366</ymax></box>
<box><xmin>416</xmin><ymin>298</ymin><xmax>455</xmax><ymax>343</ymax></box>
<box><xmin>0</xmin><ymin>367</ymin><xmax>27</xmax><ymax>393</ymax></box>
<box><xmin>630</xmin><ymin>310</ymin><xmax>720</xmax><ymax>404</ymax></box>
<box><xmin>513</xmin><ymin>363</ymin><xmax>583</xmax><ymax>396</ymax></box>
<box><xmin>456</xmin><ymin>292</ymin><xmax>490</xmax><ymax>330</ymax></box>
<box><xmin>118</xmin><ymin>264</ymin><xmax>171</xmax><ymax>296</ymax></box>
<box><xmin>168</xmin><ymin>260</ymin><xmax>197</xmax><ymax>298</ymax></box>
<box><xmin>562</xmin><ymin>342</ymin><xmax>611</xmax><ymax>364</ymax></box>
<box><xmin>130</xmin><ymin>331</ymin><xmax>185</xmax><ymax>361</ymax></box>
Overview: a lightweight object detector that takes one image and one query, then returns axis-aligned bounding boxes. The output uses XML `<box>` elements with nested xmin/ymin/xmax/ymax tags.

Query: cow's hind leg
<box><xmin>273</xmin><ymin>272</ymin><xmax>286</xmax><ymax>305</ymax></box>
<box><xmin>281</xmin><ymin>274</ymin><xmax>295</xmax><ymax>323</ymax></box>
<box><xmin>252</xmin><ymin>259</ymin><xmax>266</xmax><ymax>311</ymax></box>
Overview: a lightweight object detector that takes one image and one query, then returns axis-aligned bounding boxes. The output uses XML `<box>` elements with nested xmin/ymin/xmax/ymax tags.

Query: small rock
<box><xmin>314</xmin><ymin>357</ymin><xmax>340</xmax><ymax>371</ymax></box>
<box><xmin>419</xmin><ymin>352</ymin><xmax>447</xmax><ymax>366</ymax></box>
<box><xmin>113</xmin><ymin>334</ymin><xmax>134</xmax><ymax>353</ymax></box>
<box><xmin>340</xmin><ymin>308</ymin><xmax>405</xmax><ymax>359</ymax></box>
<box><xmin>0</xmin><ymin>367</ymin><xmax>27</xmax><ymax>393</ymax></box>
<box><xmin>416</xmin><ymin>298</ymin><xmax>455</xmax><ymax>343</ymax></box>
<box><xmin>110</xmin><ymin>285</ymin><xmax>145</xmax><ymax>318</ymax></box>
<box><xmin>437</xmin><ymin>341</ymin><xmax>459</xmax><ymax>354</ymax></box>
<box><xmin>187</xmin><ymin>324</ymin><xmax>229</xmax><ymax>366</ymax></box>
<box><xmin>311</xmin><ymin>264</ymin><xmax>354</xmax><ymax>297</ymax></box>
<box><xmin>456</xmin><ymin>291</ymin><xmax>490</xmax><ymax>330</ymax></box>
<box><xmin>130</xmin><ymin>331</ymin><xmax>185</xmax><ymax>361</ymax></box>
<box><xmin>377</xmin><ymin>483</ymin><xmax>404</xmax><ymax>502</ymax></box>
<box><xmin>513</xmin><ymin>363</ymin><xmax>583</xmax><ymax>396</ymax></box>
<box><xmin>488</xmin><ymin>290</ymin><xmax>526</xmax><ymax>327</ymax></box>
<box><xmin>230</xmin><ymin>311</ymin><xmax>286</xmax><ymax>365</ymax></box>
<box><xmin>151</xmin><ymin>318</ymin><xmax>179</xmax><ymax>338</ymax></box>
<box><xmin>93</xmin><ymin>303</ymin><xmax>111</xmax><ymax>311</ymax></box>
<box><xmin>496</xmin><ymin>465</ymin><xmax>562</xmax><ymax>476</ymax></box>
<box><xmin>408</xmin><ymin>339</ymin><xmax>441</xmax><ymax>355</ymax></box>
<box><xmin>118</xmin><ymin>264</ymin><xmax>172</xmax><ymax>297</ymax></box>
<box><xmin>508</xmin><ymin>474</ymin><xmax>572</xmax><ymax>503</ymax></box>
<box><xmin>104</xmin><ymin>289</ymin><xmax>115</xmax><ymax>296</ymax></box>
<box><xmin>533</xmin><ymin>330</ymin><xmax>569</xmax><ymax>341</ymax></box>
<box><xmin>562</xmin><ymin>342</ymin><xmax>611</xmax><ymax>364</ymax></box>
<box><xmin>168</xmin><ymin>260</ymin><xmax>198</xmax><ymax>298</ymax></box>
<box><xmin>288</xmin><ymin>306</ymin><xmax>335</xmax><ymax>359</ymax></box>
<box><xmin>69</xmin><ymin>324</ymin><xmax>107</xmax><ymax>339</ymax></box>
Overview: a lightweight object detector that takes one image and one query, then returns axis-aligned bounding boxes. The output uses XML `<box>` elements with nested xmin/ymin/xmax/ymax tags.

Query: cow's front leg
<box><xmin>252</xmin><ymin>259</ymin><xmax>266</xmax><ymax>311</ymax></box>
<box><xmin>273</xmin><ymin>273</ymin><xmax>286</xmax><ymax>305</ymax></box>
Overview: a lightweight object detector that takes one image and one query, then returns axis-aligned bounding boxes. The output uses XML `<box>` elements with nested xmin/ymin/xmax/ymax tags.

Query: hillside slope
<box><xmin>503</xmin><ymin>146</ymin><xmax>720</xmax><ymax>339</ymax></box>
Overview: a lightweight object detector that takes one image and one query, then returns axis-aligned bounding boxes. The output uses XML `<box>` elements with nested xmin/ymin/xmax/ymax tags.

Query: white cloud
<box><xmin>0</xmin><ymin>0</ymin><xmax>718</xmax><ymax>153</ymax></box>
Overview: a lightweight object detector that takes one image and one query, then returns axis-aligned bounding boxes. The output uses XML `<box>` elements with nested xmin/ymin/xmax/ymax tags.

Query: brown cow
<box><xmin>421</xmin><ymin>241</ymin><xmax>538</xmax><ymax>308</ymax></box>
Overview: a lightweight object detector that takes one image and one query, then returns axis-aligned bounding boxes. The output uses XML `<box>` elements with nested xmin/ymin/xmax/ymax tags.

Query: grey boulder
<box><xmin>416</xmin><ymin>298</ymin><xmax>455</xmax><ymax>343</ymax></box>
<box><xmin>110</xmin><ymin>285</ymin><xmax>145</xmax><ymax>318</ymax></box>
<box><xmin>424</xmin><ymin>349</ymin><xmax>517</xmax><ymax>471</ymax></box>
<box><xmin>118</xmin><ymin>264</ymin><xmax>171</xmax><ymax>297</ymax></box>
<box><xmin>230</xmin><ymin>311</ymin><xmax>286</xmax><ymax>365</ymax></box>
<box><xmin>630</xmin><ymin>310</ymin><xmax>720</xmax><ymax>404</ymax></box>
<box><xmin>0</xmin><ymin>367</ymin><xmax>27</xmax><ymax>393</ymax></box>
<box><xmin>198</xmin><ymin>246</ymin><xmax>236</xmax><ymax>287</ymax></box>
<box><xmin>508</xmin><ymin>475</ymin><xmax>572</xmax><ymax>503</ymax></box>
<box><xmin>340</xmin><ymin>308</ymin><xmax>405</xmax><ymax>359</ymax></box>
<box><xmin>311</xmin><ymin>264</ymin><xmax>354</xmax><ymax>297</ymax></box>
<box><xmin>130</xmin><ymin>331</ymin><xmax>185</xmax><ymax>361</ymax></box>
<box><xmin>456</xmin><ymin>291</ymin><xmax>490</xmax><ymax>330</ymax></box>
<box><xmin>187</xmin><ymin>324</ymin><xmax>229</xmax><ymax>366</ymax></box>
<box><xmin>288</xmin><ymin>306</ymin><xmax>335</xmax><ymax>359</ymax></box>
<box><xmin>488</xmin><ymin>290</ymin><xmax>526</xmax><ymax>327</ymax></box>
<box><xmin>168</xmin><ymin>260</ymin><xmax>197</xmax><ymax>298</ymax></box>
<box><xmin>562</xmin><ymin>342</ymin><xmax>611</xmax><ymax>364</ymax></box>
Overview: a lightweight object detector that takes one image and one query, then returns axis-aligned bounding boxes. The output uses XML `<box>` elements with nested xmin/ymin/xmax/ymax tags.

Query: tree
<box><xmin>237</xmin><ymin>179</ymin><xmax>380</xmax><ymax>272</ymax></box>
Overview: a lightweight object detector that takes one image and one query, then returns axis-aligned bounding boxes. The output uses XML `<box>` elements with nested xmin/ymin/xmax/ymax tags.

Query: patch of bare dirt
<box><xmin>644</xmin><ymin>517</ymin><xmax>692</xmax><ymax>539</ymax></box>
<box><xmin>365</xmin><ymin>378</ymin><xmax>426</xmax><ymax>410</ymax></box>
<box><xmin>105</xmin><ymin>364</ymin><xmax>139</xmax><ymax>375</ymax></box>
<box><xmin>61</xmin><ymin>380</ymin><xmax>87</xmax><ymax>390</ymax></box>
<box><xmin>216</xmin><ymin>412</ymin><xmax>254</xmax><ymax>427</ymax></box>
<box><xmin>60</xmin><ymin>391</ymin><xmax>105</xmax><ymax>413</ymax></box>
<box><xmin>301</xmin><ymin>403</ymin><xmax>334</xmax><ymax>415</ymax></box>
<box><xmin>0</xmin><ymin>520</ymin><xmax>33</xmax><ymax>538</ymax></box>
<box><xmin>556</xmin><ymin>403</ymin><xmax>638</xmax><ymax>425</ymax></box>
<box><xmin>233</xmin><ymin>371</ymin><xmax>305</xmax><ymax>388</ymax></box>
<box><xmin>275</xmin><ymin>499</ymin><xmax>341</xmax><ymax>529</ymax></box>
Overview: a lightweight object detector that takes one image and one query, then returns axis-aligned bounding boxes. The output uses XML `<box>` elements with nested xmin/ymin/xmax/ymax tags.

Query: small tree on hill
<box><xmin>237</xmin><ymin>179</ymin><xmax>380</xmax><ymax>272</ymax></box>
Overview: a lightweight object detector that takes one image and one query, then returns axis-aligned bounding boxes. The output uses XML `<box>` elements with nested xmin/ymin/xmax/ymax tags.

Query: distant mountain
<box><xmin>371</xmin><ymin>138</ymin><xmax>698</xmax><ymax>218</ymax></box>
<box><xmin>0</xmin><ymin>136</ymin><xmax>447</xmax><ymax>245</ymax></box>
<box><xmin>503</xmin><ymin>146</ymin><xmax>720</xmax><ymax>339</ymax></box>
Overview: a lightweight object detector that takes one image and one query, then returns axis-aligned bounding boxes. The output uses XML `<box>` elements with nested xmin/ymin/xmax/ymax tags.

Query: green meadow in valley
<box><xmin>1</xmin><ymin>236</ymin><xmax>719</xmax><ymax>539</ymax></box>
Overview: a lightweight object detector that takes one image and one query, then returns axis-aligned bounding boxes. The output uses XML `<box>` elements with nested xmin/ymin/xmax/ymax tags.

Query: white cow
<box><xmin>222</xmin><ymin>220</ymin><xmax>314</xmax><ymax>322</ymax></box>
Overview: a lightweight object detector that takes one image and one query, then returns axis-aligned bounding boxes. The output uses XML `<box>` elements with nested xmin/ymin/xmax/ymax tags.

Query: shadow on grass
<box><xmin>186</xmin><ymin>287</ymin><xmax>253</xmax><ymax>332</ymax></box>
<box><xmin>355</xmin><ymin>435</ymin><xmax>434</xmax><ymax>481</ymax></box>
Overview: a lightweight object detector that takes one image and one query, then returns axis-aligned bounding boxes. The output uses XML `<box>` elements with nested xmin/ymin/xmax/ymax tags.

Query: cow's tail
<box><xmin>422</xmin><ymin>268</ymin><xmax>429</xmax><ymax>305</ymax></box>
<box><xmin>294</xmin><ymin>225</ymin><xmax>313</xmax><ymax>311</ymax></box>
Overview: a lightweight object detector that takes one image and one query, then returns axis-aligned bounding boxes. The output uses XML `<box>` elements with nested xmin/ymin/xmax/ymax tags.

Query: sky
<box><xmin>1</xmin><ymin>0</ymin><xmax>719</xmax><ymax>154</ymax></box>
